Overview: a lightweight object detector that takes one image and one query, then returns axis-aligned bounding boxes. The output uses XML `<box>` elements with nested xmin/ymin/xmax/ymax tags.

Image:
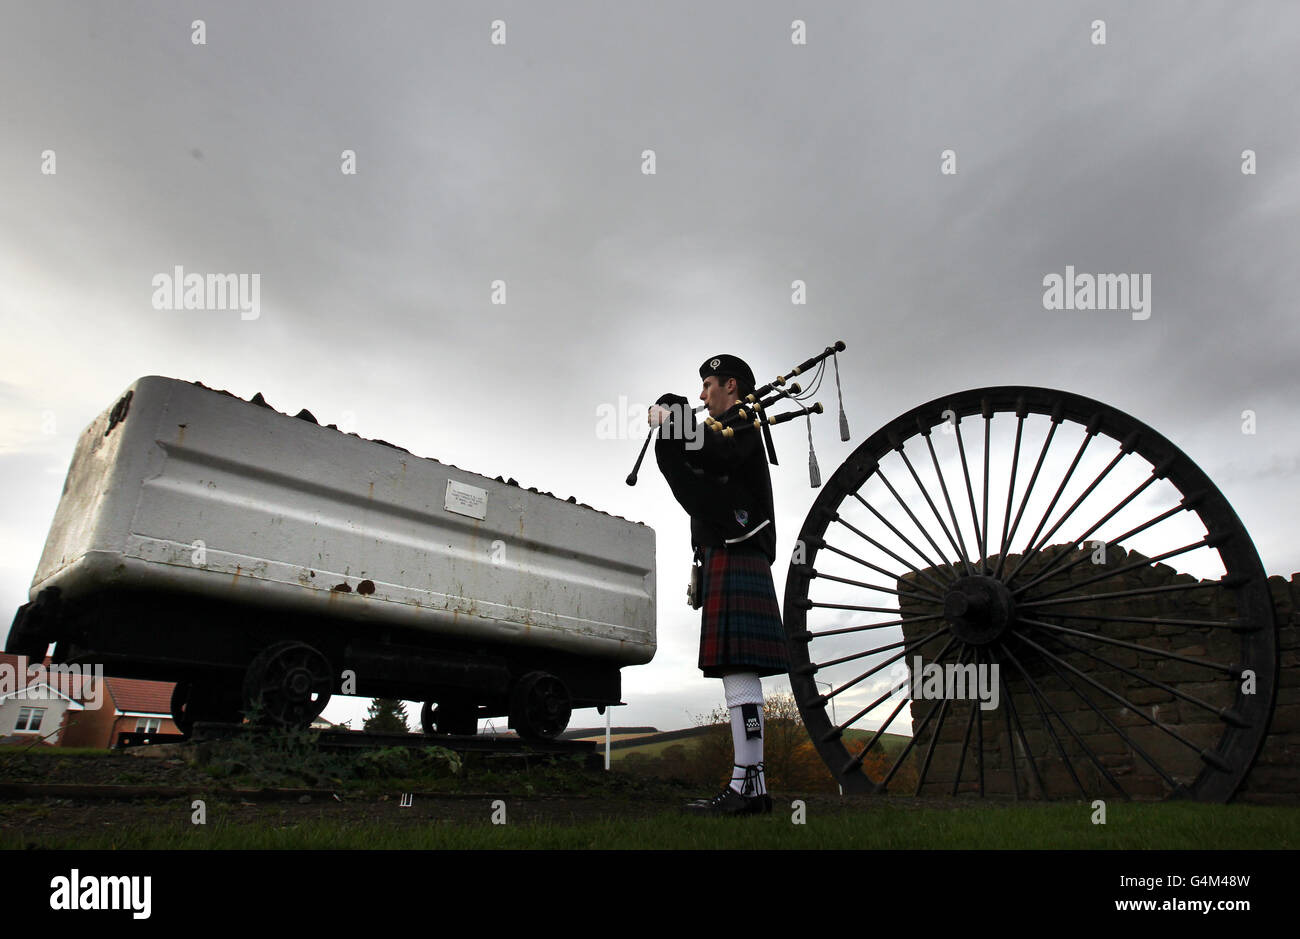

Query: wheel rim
<box><xmin>785</xmin><ymin>386</ymin><xmax>1277</xmax><ymax>802</ymax></box>
<box><xmin>170</xmin><ymin>682</ymin><xmax>194</xmax><ymax>737</ymax></box>
<box><xmin>243</xmin><ymin>642</ymin><xmax>333</xmax><ymax>728</ymax></box>
<box><xmin>513</xmin><ymin>673</ymin><xmax>571</xmax><ymax>739</ymax></box>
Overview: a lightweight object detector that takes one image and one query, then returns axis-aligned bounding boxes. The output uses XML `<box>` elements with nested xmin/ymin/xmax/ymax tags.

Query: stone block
<box><xmin>1128</xmin><ymin>686</ymin><xmax>1175</xmax><ymax>705</ymax></box>
<box><xmin>1239</xmin><ymin>765</ymin><xmax>1300</xmax><ymax>789</ymax></box>
<box><xmin>1264</xmin><ymin>704</ymin><xmax>1300</xmax><ymax>733</ymax></box>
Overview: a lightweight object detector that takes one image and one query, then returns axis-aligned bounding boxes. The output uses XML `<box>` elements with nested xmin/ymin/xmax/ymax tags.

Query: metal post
<box><xmin>815</xmin><ymin>680</ymin><xmax>842</xmax><ymax>796</ymax></box>
<box><xmin>604</xmin><ymin>706</ymin><xmax>612</xmax><ymax>770</ymax></box>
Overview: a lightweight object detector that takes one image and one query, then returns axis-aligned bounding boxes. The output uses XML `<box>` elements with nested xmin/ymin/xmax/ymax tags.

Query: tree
<box><xmin>363</xmin><ymin>698</ymin><xmax>410</xmax><ymax>734</ymax></box>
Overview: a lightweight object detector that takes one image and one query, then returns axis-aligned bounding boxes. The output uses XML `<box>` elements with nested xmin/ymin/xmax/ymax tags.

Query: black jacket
<box><xmin>654</xmin><ymin>400</ymin><xmax>777</xmax><ymax>564</ymax></box>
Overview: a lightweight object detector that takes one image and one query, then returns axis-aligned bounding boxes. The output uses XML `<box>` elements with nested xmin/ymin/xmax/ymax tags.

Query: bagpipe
<box><xmin>627</xmin><ymin>340</ymin><xmax>850</xmax><ymax>488</ymax></box>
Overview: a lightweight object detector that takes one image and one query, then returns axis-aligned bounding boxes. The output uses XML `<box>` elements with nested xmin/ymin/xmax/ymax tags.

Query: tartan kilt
<box><xmin>698</xmin><ymin>545</ymin><xmax>790</xmax><ymax>678</ymax></box>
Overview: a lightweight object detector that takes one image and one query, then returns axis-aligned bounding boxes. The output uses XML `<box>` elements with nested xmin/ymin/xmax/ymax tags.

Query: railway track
<box><xmin>171</xmin><ymin>722</ymin><xmax>600</xmax><ymax>757</ymax></box>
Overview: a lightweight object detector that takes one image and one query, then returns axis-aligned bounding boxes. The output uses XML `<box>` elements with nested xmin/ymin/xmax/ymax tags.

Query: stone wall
<box><xmin>895</xmin><ymin>546</ymin><xmax>1296</xmax><ymax>802</ymax></box>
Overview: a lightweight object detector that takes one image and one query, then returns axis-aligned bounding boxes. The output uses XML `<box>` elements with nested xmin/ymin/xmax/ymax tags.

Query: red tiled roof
<box><xmin>104</xmin><ymin>677</ymin><xmax>174</xmax><ymax>715</ymax></box>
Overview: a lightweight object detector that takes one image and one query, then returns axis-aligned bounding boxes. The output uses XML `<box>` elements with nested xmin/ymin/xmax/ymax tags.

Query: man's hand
<box><xmin>649</xmin><ymin>393</ymin><xmax>690</xmax><ymax>427</ymax></box>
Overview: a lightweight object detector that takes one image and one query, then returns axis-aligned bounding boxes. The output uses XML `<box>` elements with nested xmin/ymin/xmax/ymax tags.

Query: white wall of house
<box><xmin>0</xmin><ymin>686</ymin><xmax>83</xmax><ymax>744</ymax></box>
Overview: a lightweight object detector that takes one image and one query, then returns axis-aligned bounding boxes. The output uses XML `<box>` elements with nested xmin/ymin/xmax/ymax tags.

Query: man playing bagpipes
<box><xmin>649</xmin><ymin>354</ymin><xmax>789</xmax><ymax>816</ymax></box>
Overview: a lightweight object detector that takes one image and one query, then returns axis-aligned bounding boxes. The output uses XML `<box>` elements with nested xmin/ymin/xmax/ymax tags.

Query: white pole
<box><xmin>604</xmin><ymin>706</ymin><xmax>612</xmax><ymax>769</ymax></box>
<box><xmin>815</xmin><ymin>680</ymin><xmax>843</xmax><ymax>796</ymax></box>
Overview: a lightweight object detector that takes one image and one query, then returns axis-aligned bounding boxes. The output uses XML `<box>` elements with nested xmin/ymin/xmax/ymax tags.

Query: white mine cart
<box><xmin>6</xmin><ymin>377</ymin><xmax>657</xmax><ymax>739</ymax></box>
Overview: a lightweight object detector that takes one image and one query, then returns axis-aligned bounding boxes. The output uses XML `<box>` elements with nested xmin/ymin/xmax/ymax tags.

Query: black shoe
<box><xmin>682</xmin><ymin>786</ymin><xmax>767</xmax><ymax>817</ymax></box>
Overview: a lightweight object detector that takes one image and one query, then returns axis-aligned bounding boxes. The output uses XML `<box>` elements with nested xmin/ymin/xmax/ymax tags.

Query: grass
<box><xmin>5</xmin><ymin>732</ymin><xmax>1296</xmax><ymax>851</ymax></box>
<box><xmin>3</xmin><ymin>800</ymin><xmax>1296</xmax><ymax>851</ymax></box>
<box><xmin>607</xmin><ymin>734</ymin><xmax>708</xmax><ymax>762</ymax></box>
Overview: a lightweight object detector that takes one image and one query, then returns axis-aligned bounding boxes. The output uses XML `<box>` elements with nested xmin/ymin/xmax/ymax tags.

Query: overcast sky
<box><xmin>2</xmin><ymin>2</ymin><xmax>1297</xmax><ymax>735</ymax></box>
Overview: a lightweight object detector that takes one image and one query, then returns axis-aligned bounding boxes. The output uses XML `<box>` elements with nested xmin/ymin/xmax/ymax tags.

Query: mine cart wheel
<box><xmin>242</xmin><ymin>640</ymin><xmax>334</xmax><ymax>728</ymax></box>
<box><xmin>509</xmin><ymin>671</ymin><xmax>572</xmax><ymax>740</ymax></box>
<box><xmin>785</xmin><ymin>386</ymin><xmax>1277</xmax><ymax>803</ymax></box>
<box><xmin>420</xmin><ymin>700</ymin><xmax>479</xmax><ymax>736</ymax></box>
<box><xmin>170</xmin><ymin>682</ymin><xmax>244</xmax><ymax>738</ymax></box>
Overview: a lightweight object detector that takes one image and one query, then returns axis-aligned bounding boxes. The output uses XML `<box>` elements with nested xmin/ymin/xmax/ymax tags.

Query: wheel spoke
<box><xmin>1022</xmin><ymin>610</ymin><xmax>1244</xmax><ymax>634</ymax></box>
<box><xmin>920</xmin><ymin>431</ymin><xmax>975</xmax><ymax>575</ymax></box>
<box><xmin>1018</xmin><ymin>620</ymin><xmax>1247</xmax><ymax>725</ymax></box>
<box><xmin>980</xmin><ymin>412</ymin><xmax>991</xmax><ymax>574</ymax></box>
<box><xmin>974</xmin><ymin>645</ymin><xmax>985</xmax><ymax>796</ymax></box>
<box><xmin>986</xmin><ymin>643</ymin><xmax>1045</xmax><ymax>797</ymax></box>
<box><xmin>998</xmin><ymin>650</ymin><xmax>1019</xmax><ymax>795</ymax></box>
<box><xmin>820</xmin><ymin>628</ymin><xmax>950</xmax><ymax>704</ymax></box>
<box><xmin>803</xmin><ymin>625</ymin><xmax>947</xmax><ymax>672</ymax></box>
<box><xmin>852</xmin><ymin>492</ymin><xmax>954</xmax><ymax>585</ymax></box>
<box><xmin>1020</xmin><ymin>581</ymin><xmax>1226</xmax><ymax>612</ymax></box>
<box><xmin>804</xmin><ymin>600</ymin><xmax>917</xmax><ymax>615</ymax></box>
<box><xmin>915</xmin><ymin>646</ymin><xmax>969</xmax><ymax>796</ymax></box>
<box><xmin>1010</xmin><ymin>631</ymin><xmax>1224</xmax><ymax>765</ymax></box>
<box><xmin>1005</xmin><ymin>445</ymin><xmax>1127</xmax><ymax>584</ymax></box>
<box><xmin>1010</xmin><ymin>502</ymin><xmax>1189</xmax><ymax>596</ymax></box>
<box><xmin>1000</xmin><ymin>416</ymin><xmax>1062</xmax><ymax>570</ymax></box>
<box><xmin>914</xmin><ymin>694</ymin><xmax>955</xmax><ymax>796</ymax></box>
<box><xmin>816</xmin><ymin>540</ymin><xmax>950</xmax><ymax>601</ymax></box>
<box><xmin>835</xmin><ymin>514</ymin><xmax>957</xmax><ymax>593</ymax></box>
<box><xmin>808</xmin><ymin>567</ymin><xmax>945</xmax><ymax>605</ymax></box>
<box><xmin>950</xmin><ymin>653</ymin><xmax>982</xmax><ymax>796</ymax></box>
<box><xmin>1016</xmin><ymin>536</ymin><xmax>1212</xmax><ymax>603</ymax></box>
<box><xmin>1005</xmin><ymin>429</ymin><xmax>1097</xmax><ymax>584</ymax></box>
<box><xmin>998</xmin><ymin>641</ymin><xmax>1093</xmax><ymax>798</ymax></box>
<box><xmin>841</xmin><ymin>697</ymin><xmax>910</xmax><ymax>778</ymax></box>
<box><xmin>873</xmin><ymin>643</ymin><xmax>964</xmax><ymax>788</ymax></box>
<box><xmin>875</xmin><ymin>467</ymin><xmax>961</xmax><ymax>582</ymax></box>
<box><xmin>1013</xmin><ymin>636</ymin><xmax>1133</xmax><ymax>799</ymax></box>
<box><xmin>994</xmin><ymin>411</ymin><xmax>1027</xmax><ymax>579</ymax></box>
<box><xmin>800</xmin><ymin>612</ymin><xmax>946</xmax><ymax>641</ymax></box>
<box><xmin>953</xmin><ymin>418</ymin><xmax>987</xmax><ymax>573</ymax></box>
<box><xmin>1009</xmin><ymin>472</ymin><xmax>1159</xmax><ymax>594</ymax></box>
<box><xmin>840</xmin><ymin>636</ymin><xmax>959</xmax><ymax>774</ymax></box>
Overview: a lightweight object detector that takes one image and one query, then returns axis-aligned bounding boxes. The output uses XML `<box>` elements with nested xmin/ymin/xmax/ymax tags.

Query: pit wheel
<box><xmin>421</xmin><ymin>700</ymin><xmax>479</xmax><ymax>736</ymax></box>
<box><xmin>785</xmin><ymin>387</ymin><xmax>1277</xmax><ymax>802</ymax></box>
<box><xmin>241</xmin><ymin>640</ymin><xmax>333</xmax><ymax>728</ymax></box>
<box><xmin>509</xmin><ymin>671</ymin><xmax>572</xmax><ymax>740</ymax></box>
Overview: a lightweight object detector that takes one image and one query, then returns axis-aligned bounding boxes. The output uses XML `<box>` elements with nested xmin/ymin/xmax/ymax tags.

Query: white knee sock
<box><xmin>722</xmin><ymin>672</ymin><xmax>765</xmax><ymax>796</ymax></box>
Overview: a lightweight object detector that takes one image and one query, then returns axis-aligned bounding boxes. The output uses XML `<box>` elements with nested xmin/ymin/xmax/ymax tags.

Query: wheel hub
<box><xmin>285</xmin><ymin>667</ymin><xmax>313</xmax><ymax>699</ymax></box>
<box><xmin>943</xmin><ymin>575</ymin><xmax>1015</xmax><ymax>645</ymax></box>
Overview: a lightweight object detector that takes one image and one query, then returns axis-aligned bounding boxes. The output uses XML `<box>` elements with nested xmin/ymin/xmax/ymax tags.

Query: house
<box><xmin>57</xmin><ymin>674</ymin><xmax>181</xmax><ymax>748</ymax></box>
<box><xmin>0</xmin><ymin>653</ymin><xmax>84</xmax><ymax>746</ymax></box>
<box><xmin>0</xmin><ymin>653</ymin><xmax>180</xmax><ymax>748</ymax></box>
